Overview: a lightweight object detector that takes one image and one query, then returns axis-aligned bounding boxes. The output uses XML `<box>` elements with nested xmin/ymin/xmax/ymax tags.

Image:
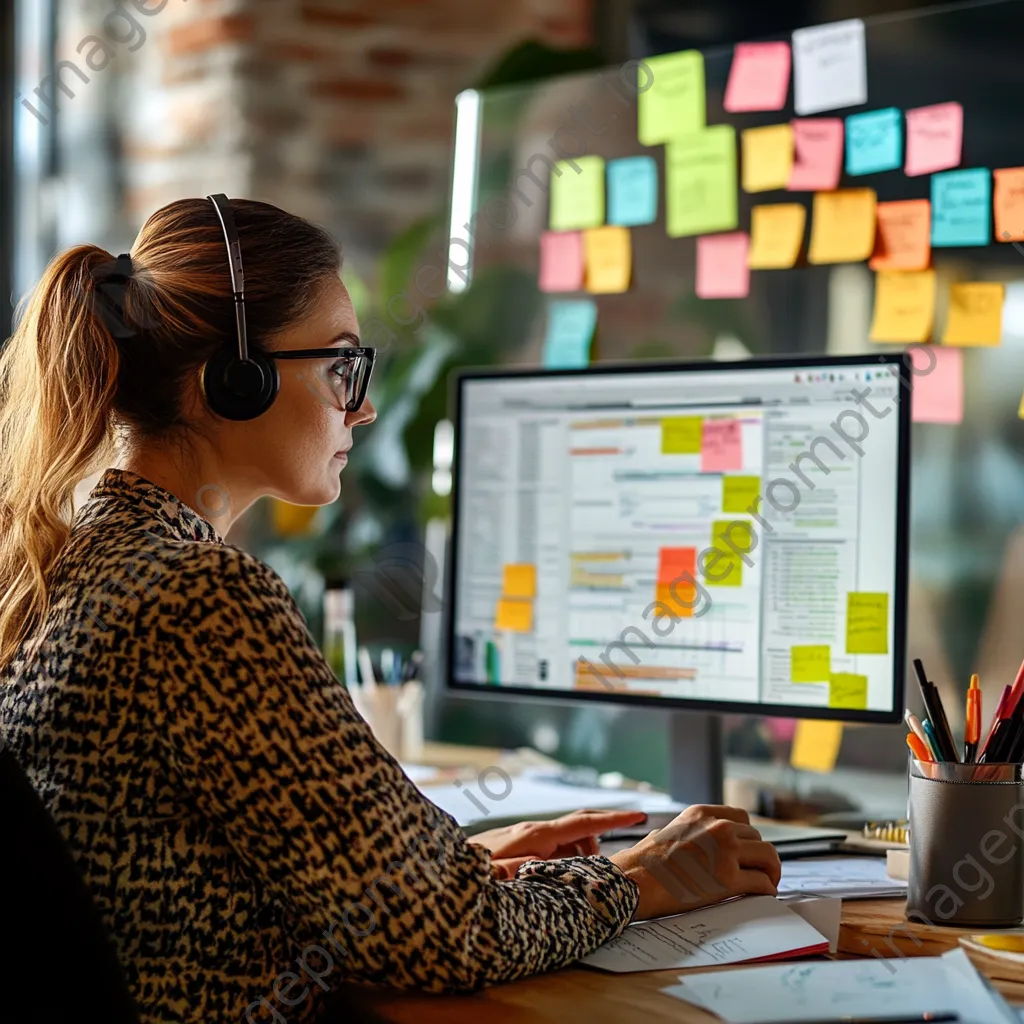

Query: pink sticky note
<box><xmin>696</xmin><ymin>233</ymin><xmax>750</xmax><ymax>299</ymax></box>
<box><xmin>539</xmin><ymin>230</ymin><xmax>583</xmax><ymax>292</ymax></box>
<box><xmin>701</xmin><ymin>419</ymin><xmax>743</xmax><ymax>472</ymax></box>
<box><xmin>724</xmin><ymin>42</ymin><xmax>791</xmax><ymax>113</ymax></box>
<box><xmin>766</xmin><ymin>718</ymin><xmax>798</xmax><ymax>743</ymax></box>
<box><xmin>905</xmin><ymin>102</ymin><xmax>963</xmax><ymax>177</ymax></box>
<box><xmin>787</xmin><ymin>119</ymin><xmax>844</xmax><ymax>191</ymax></box>
<box><xmin>909</xmin><ymin>345</ymin><xmax>963</xmax><ymax>424</ymax></box>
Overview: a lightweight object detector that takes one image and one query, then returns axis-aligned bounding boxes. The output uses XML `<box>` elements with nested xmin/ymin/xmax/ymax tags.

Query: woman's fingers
<box><xmin>736</xmin><ymin>839</ymin><xmax>783</xmax><ymax>887</ymax></box>
<box><xmin>544</xmin><ymin>809</ymin><xmax>648</xmax><ymax>845</ymax></box>
<box><xmin>734</xmin><ymin>867</ymin><xmax>779</xmax><ymax>896</ymax></box>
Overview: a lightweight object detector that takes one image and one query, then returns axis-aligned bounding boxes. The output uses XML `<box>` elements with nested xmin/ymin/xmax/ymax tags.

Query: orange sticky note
<box><xmin>791</xmin><ymin>720</ymin><xmax>843</xmax><ymax>773</ymax></box>
<box><xmin>657</xmin><ymin>547</ymin><xmax>697</xmax><ymax>587</ymax></box>
<box><xmin>502</xmin><ymin>564</ymin><xmax>537</xmax><ymax>599</ymax></box>
<box><xmin>869</xmin><ymin>199</ymin><xmax>931</xmax><ymax>272</ymax></box>
<box><xmin>942</xmin><ymin>283</ymin><xmax>1005</xmax><ymax>347</ymax></box>
<box><xmin>538</xmin><ymin>231</ymin><xmax>583</xmax><ymax>292</ymax></box>
<box><xmin>584</xmin><ymin>226</ymin><xmax>631</xmax><ymax>294</ymax></box>
<box><xmin>701</xmin><ymin>419</ymin><xmax>743</xmax><ymax>472</ymax></box>
<box><xmin>655</xmin><ymin>582</ymin><xmax>697</xmax><ymax>618</ymax></box>
<box><xmin>869</xmin><ymin>270</ymin><xmax>936</xmax><ymax>343</ymax></box>
<box><xmin>909</xmin><ymin>345</ymin><xmax>963</xmax><ymax>424</ymax></box>
<box><xmin>747</xmin><ymin>203</ymin><xmax>806</xmax><ymax>269</ymax></box>
<box><xmin>994</xmin><ymin>167</ymin><xmax>1024</xmax><ymax>243</ymax></box>
<box><xmin>788</xmin><ymin>119</ymin><xmax>844</xmax><ymax>191</ymax></box>
<box><xmin>724</xmin><ymin>42</ymin><xmax>791</xmax><ymax>112</ymax></box>
<box><xmin>905</xmin><ymin>102</ymin><xmax>963</xmax><ymax>177</ymax></box>
<box><xmin>695</xmin><ymin>233</ymin><xmax>750</xmax><ymax>298</ymax></box>
<box><xmin>808</xmin><ymin>188</ymin><xmax>876</xmax><ymax>264</ymax></box>
<box><xmin>742</xmin><ymin>124</ymin><xmax>794</xmax><ymax>193</ymax></box>
<box><xmin>494</xmin><ymin>598</ymin><xmax>532</xmax><ymax>633</ymax></box>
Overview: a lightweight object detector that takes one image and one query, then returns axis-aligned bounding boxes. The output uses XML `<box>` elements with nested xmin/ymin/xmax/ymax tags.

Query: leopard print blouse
<box><xmin>0</xmin><ymin>469</ymin><xmax>639</xmax><ymax>1023</ymax></box>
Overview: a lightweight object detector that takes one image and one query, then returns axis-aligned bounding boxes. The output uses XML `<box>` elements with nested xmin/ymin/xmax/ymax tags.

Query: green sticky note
<box><xmin>723</xmin><ymin>476</ymin><xmax>761</xmax><ymax>514</ymax></box>
<box><xmin>638</xmin><ymin>50</ymin><xmax>706</xmax><ymax>146</ymax></box>
<box><xmin>846</xmin><ymin>592</ymin><xmax>889</xmax><ymax>654</ymax></box>
<box><xmin>666</xmin><ymin>125</ymin><xmax>738</xmax><ymax>238</ymax></box>
<box><xmin>550</xmin><ymin>156</ymin><xmax>605</xmax><ymax>232</ymax></box>
<box><xmin>791</xmin><ymin>645</ymin><xmax>831</xmax><ymax>683</ymax></box>
<box><xmin>830</xmin><ymin>672</ymin><xmax>869</xmax><ymax>710</ymax></box>
<box><xmin>661</xmin><ymin>415</ymin><xmax>703</xmax><ymax>454</ymax></box>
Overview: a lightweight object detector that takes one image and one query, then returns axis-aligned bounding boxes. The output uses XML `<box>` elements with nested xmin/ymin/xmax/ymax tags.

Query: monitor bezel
<box><xmin>443</xmin><ymin>351</ymin><xmax>910</xmax><ymax>725</ymax></box>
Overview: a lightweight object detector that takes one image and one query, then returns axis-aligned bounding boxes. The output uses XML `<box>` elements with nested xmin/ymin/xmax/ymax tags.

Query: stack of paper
<box><xmin>778</xmin><ymin>856</ymin><xmax>907</xmax><ymax>899</ymax></box>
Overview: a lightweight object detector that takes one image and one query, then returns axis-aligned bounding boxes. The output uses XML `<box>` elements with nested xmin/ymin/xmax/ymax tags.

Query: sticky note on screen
<box><xmin>638</xmin><ymin>50</ymin><xmax>705</xmax><ymax>146</ymax></box>
<box><xmin>788</xmin><ymin>118</ymin><xmax>844</xmax><ymax>191</ymax></box>
<box><xmin>791</xmin><ymin>645</ymin><xmax>831</xmax><ymax>683</ymax></box>
<box><xmin>722</xmin><ymin>476</ymin><xmax>761</xmax><ymax>514</ymax></box>
<box><xmin>931</xmin><ymin>168</ymin><xmax>991</xmax><ymax>247</ymax></box>
<box><xmin>538</xmin><ymin>231</ymin><xmax>583</xmax><ymax>292</ymax></box>
<box><xmin>724</xmin><ymin>41</ymin><xmax>791</xmax><ymax>112</ymax></box>
<box><xmin>542</xmin><ymin>299</ymin><xmax>597</xmax><ymax>369</ymax></box>
<box><xmin>942</xmin><ymin>283</ymin><xmax>1004</xmax><ymax>346</ymax></box>
<box><xmin>657</xmin><ymin>547</ymin><xmax>697</xmax><ymax>586</ymax></box>
<box><xmin>665</xmin><ymin>125</ymin><xmax>738</xmax><ymax>238</ymax></box>
<box><xmin>869</xmin><ymin>270</ymin><xmax>936</xmax><ymax>343</ymax></box>
<box><xmin>695</xmin><ymin>233</ymin><xmax>750</xmax><ymax>298</ymax></box>
<box><xmin>584</xmin><ymin>226</ymin><xmax>631</xmax><ymax>294</ymax></box>
<box><xmin>607</xmin><ymin>156</ymin><xmax>658</xmax><ymax>227</ymax></box>
<box><xmin>845</xmin><ymin>108</ymin><xmax>902</xmax><ymax>176</ymax></box>
<box><xmin>702</xmin><ymin>419</ymin><xmax>743</xmax><ymax>472</ymax></box>
<box><xmin>549</xmin><ymin>156</ymin><xmax>605</xmax><ymax>232</ymax></box>
<box><xmin>909</xmin><ymin>345</ymin><xmax>963</xmax><ymax>424</ymax></box>
<box><xmin>741</xmin><ymin>124</ymin><xmax>794</xmax><ymax>192</ymax></box>
<box><xmin>502</xmin><ymin>564</ymin><xmax>537</xmax><ymax>599</ymax></box>
<box><xmin>708</xmin><ymin>520</ymin><xmax>748</xmax><ymax>588</ymax></box>
<box><xmin>830</xmin><ymin>673</ymin><xmax>869</xmax><ymax>710</ymax></box>
<box><xmin>905</xmin><ymin>102</ymin><xmax>963</xmax><ymax>177</ymax></box>
<box><xmin>748</xmin><ymin>203</ymin><xmax>806</xmax><ymax>269</ymax></box>
<box><xmin>791</xmin><ymin>720</ymin><xmax>844</xmax><ymax>773</ymax></box>
<box><xmin>662</xmin><ymin>416</ymin><xmax>703</xmax><ymax>454</ymax></box>
<box><xmin>792</xmin><ymin>18</ymin><xmax>867</xmax><ymax>116</ymax></box>
<box><xmin>808</xmin><ymin>188</ymin><xmax>876</xmax><ymax>264</ymax></box>
<box><xmin>845</xmin><ymin>592</ymin><xmax>889</xmax><ymax>654</ymax></box>
<box><xmin>994</xmin><ymin>167</ymin><xmax>1024</xmax><ymax>243</ymax></box>
<box><xmin>494</xmin><ymin>598</ymin><xmax>532</xmax><ymax>633</ymax></box>
<box><xmin>869</xmin><ymin>199</ymin><xmax>931</xmax><ymax>272</ymax></box>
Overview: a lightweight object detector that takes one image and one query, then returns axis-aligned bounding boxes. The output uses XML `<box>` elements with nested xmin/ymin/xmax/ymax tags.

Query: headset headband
<box><xmin>206</xmin><ymin>193</ymin><xmax>249</xmax><ymax>363</ymax></box>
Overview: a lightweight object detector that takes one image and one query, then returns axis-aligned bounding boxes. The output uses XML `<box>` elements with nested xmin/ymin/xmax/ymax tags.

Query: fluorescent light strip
<box><xmin>447</xmin><ymin>89</ymin><xmax>481</xmax><ymax>294</ymax></box>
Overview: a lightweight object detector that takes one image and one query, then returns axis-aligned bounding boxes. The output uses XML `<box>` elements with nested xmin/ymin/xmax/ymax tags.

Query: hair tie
<box><xmin>90</xmin><ymin>252</ymin><xmax>136</xmax><ymax>339</ymax></box>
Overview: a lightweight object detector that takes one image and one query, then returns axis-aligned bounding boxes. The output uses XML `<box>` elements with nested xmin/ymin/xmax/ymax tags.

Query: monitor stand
<box><xmin>669</xmin><ymin>711</ymin><xmax>724</xmax><ymax>805</ymax></box>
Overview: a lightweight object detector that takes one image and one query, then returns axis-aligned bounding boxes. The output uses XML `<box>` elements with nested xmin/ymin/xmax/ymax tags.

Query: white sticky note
<box><xmin>792</xmin><ymin>19</ymin><xmax>868</xmax><ymax>116</ymax></box>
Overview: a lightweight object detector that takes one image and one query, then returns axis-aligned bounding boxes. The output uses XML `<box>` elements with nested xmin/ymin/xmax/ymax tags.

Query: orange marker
<box><xmin>965</xmin><ymin>674</ymin><xmax>981</xmax><ymax>762</ymax></box>
<box><xmin>907</xmin><ymin>732</ymin><xmax>933</xmax><ymax>762</ymax></box>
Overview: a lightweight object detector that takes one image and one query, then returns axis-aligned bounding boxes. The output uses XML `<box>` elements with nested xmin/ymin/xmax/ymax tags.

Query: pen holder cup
<box><xmin>349</xmin><ymin>682</ymin><xmax>424</xmax><ymax>763</ymax></box>
<box><xmin>907</xmin><ymin>758</ymin><xmax>1024</xmax><ymax>928</ymax></box>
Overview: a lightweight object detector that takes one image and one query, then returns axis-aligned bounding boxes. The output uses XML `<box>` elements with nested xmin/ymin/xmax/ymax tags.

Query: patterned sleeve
<box><xmin>146</xmin><ymin>544</ymin><xmax>639</xmax><ymax>993</ymax></box>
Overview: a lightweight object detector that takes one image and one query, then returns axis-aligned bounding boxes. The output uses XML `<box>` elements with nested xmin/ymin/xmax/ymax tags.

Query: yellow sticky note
<box><xmin>829</xmin><ymin>672</ymin><xmax>869</xmax><ymax>710</ymax></box>
<box><xmin>662</xmin><ymin>416</ymin><xmax>703</xmax><ymax>454</ymax></box>
<box><xmin>1019</xmin><ymin>390</ymin><xmax>1024</xmax><ymax>420</ymax></box>
<box><xmin>583</xmin><ymin>226</ymin><xmax>631</xmax><ymax>294</ymax></box>
<box><xmin>791</xmin><ymin>645</ymin><xmax>831</xmax><ymax>683</ymax></box>
<box><xmin>869</xmin><ymin>270</ymin><xmax>936</xmax><ymax>343</ymax></box>
<box><xmin>808</xmin><ymin>188</ymin><xmax>877</xmax><ymax>264</ymax></box>
<box><xmin>494</xmin><ymin>598</ymin><xmax>533</xmax><ymax>633</ymax></box>
<box><xmin>791</xmin><ymin>720</ymin><xmax>844</xmax><ymax>773</ymax></box>
<box><xmin>502</xmin><ymin>564</ymin><xmax>536</xmax><ymax>599</ymax></box>
<box><xmin>747</xmin><ymin>203</ymin><xmax>806</xmax><ymax>269</ymax></box>
<box><xmin>638</xmin><ymin>50</ymin><xmax>705</xmax><ymax>146</ymax></box>
<box><xmin>942</xmin><ymin>282</ymin><xmax>1005</xmax><ymax>347</ymax></box>
<box><xmin>665</xmin><ymin>125</ymin><xmax>738</xmax><ymax>238</ymax></box>
<box><xmin>846</xmin><ymin>592</ymin><xmax>889</xmax><ymax>655</ymax></box>
<box><xmin>723</xmin><ymin>476</ymin><xmax>762</xmax><ymax>514</ymax></box>
<box><xmin>704</xmin><ymin>520</ymin><xmax>749</xmax><ymax>588</ymax></box>
<box><xmin>742</xmin><ymin>124</ymin><xmax>794</xmax><ymax>193</ymax></box>
<box><xmin>549</xmin><ymin>156</ymin><xmax>605</xmax><ymax>232</ymax></box>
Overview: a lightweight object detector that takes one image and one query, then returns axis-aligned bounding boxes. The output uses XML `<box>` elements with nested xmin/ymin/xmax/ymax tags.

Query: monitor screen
<box><xmin>446</xmin><ymin>354</ymin><xmax>909</xmax><ymax>723</ymax></box>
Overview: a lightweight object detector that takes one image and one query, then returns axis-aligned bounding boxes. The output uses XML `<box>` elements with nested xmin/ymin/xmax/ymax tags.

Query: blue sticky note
<box><xmin>932</xmin><ymin>168</ymin><xmax>991</xmax><ymax>247</ymax></box>
<box><xmin>542</xmin><ymin>300</ymin><xmax>597</xmax><ymax>368</ymax></box>
<box><xmin>607</xmin><ymin>156</ymin><xmax>659</xmax><ymax>227</ymax></box>
<box><xmin>845</xmin><ymin>108</ymin><xmax>902</xmax><ymax>175</ymax></box>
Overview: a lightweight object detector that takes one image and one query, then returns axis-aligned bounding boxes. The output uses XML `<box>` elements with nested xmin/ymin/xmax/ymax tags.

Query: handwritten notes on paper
<box><xmin>808</xmin><ymin>189</ymin><xmax>877</xmax><ymax>264</ymax></box>
<box><xmin>830</xmin><ymin>673</ymin><xmax>869</xmax><ymax>710</ymax></box>
<box><xmin>722</xmin><ymin>476</ymin><xmax>762</xmax><ymax>514</ymax></box>
<box><xmin>910</xmin><ymin>345</ymin><xmax>964</xmax><ymax>424</ymax></box>
<box><xmin>742</xmin><ymin>124</ymin><xmax>794</xmax><ymax>192</ymax></box>
<box><xmin>494</xmin><ymin>598</ymin><xmax>532</xmax><ymax>633</ymax></box>
<box><xmin>702</xmin><ymin>419</ymin><xmax>743</xmax><ymax>472</ymax></box>
<box><xmin>791</xmin><ymin>720</ymin><xmax>844</xmax><ymax>773</ymax></box>
<box><xmin>845</xmin><ymin>108</ymin><xmax>902</xmax><ymax>176</ymax></box>
<box><xmin>931</xmin><ymin>168</ymin><xmax>991</xmax><ymax>247</ymax></box>
<box><xmin>869</xmin><ymin>199</ymin><xmax>931</xmax><ymax>271</ymax></box>
<box><xmin>696</xmin><ymin>233</ymin><xmax>750</xmax><ymax>299</ymax></box>
<box><xmin>549</xmin><ymin>156</ymin><xmax>604</xmax><ymax>232</ymax></box>
<box><xmin>905</xmin><ymin>102</ymin><xmax>963</xmax><ymax>177</ymax></box>
<box><xmin>607</xmin><ymin>156</ymin><xmax>658</xmax><ymax>227</ymax></box>
<box><xmin>638</xmin><ymin>49</ymin><xmax>705</xmax><ymax>146</ymax></box>
<box><xmin>994</xmin><ymin>167</ymin><xmax>1024</xmax><ymax>243</ymax></box>
<box><xmin>538</xmin><ymin>231</ymin><xmax>583</xmax><ymax>292</ymax></box>
<box><xmin>845</xmin><ymin>592</ymin><xmax>889</xmax><ymax>655</ymax></box>
<box><xmin>942</xmin><ymin>283</ymin><xmax>1005</xmax><ymax>346</ymax></box>
<box><xmin>666</xmin><ymin>125</ymin><xmax>738</xmax><ymax>237</ymax></box>
<box><xmin>869</xmin><ymin>270</ymin><xmax>936</xmax><ymax>343</ymax></box>
<box><xmin>788</xmin><ymin>119</ymin><xmax>844</xmax><ymax>191</ymax></box>
<box><xmin>501</xmin><ymin>564</ymin><xmax>536</xmax><ymax>599</ymax></box>
<box><xmin>724</xmin><ymin>42</ymin><xmax>790</xmax><ymax>112</ymax></box>
<box><xmin>542</xmin><ymin>299</ymin><xmax>597</xmax><ymax>369</ymax></box>
<box><xmin>662</xmin><ymin>416</ymin><xmax>703</xmax><ymax>454</ymax></box>
<box><xmin>791</xmin><ymin>645</ymin><xmax>831</xmax><ymax>683</ymax></box>
<box><xmin>792</xmin><ymin>18</ymin><xmax>867</xmax><ymax>116</ymax></box>
<box><xmin>584</xmin><ymin>226</ymin><xmax>631</xmax><ymax>294</ymax></box>
<box><xmin>748</xmin><ymin>204</ymin><xmax>806</xmax><ymax>269</ymax></box>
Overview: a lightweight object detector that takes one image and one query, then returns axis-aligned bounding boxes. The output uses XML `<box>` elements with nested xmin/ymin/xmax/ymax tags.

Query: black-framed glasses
<box><xmin>269</xmin><ymin>346</ymin><xmax>376</xmax><ymax>412</ymax></box>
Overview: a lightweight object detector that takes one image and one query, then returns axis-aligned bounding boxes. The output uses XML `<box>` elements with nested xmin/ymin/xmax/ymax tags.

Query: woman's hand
<box><xmin>609</xmin><ymin>804</ymin><xmax>782</xmax><ymax>921</ymax></box>
<box><xmin>470</xmin><ymin>809</ymin><xmax>650</xmax><ymax>877</ymax></box>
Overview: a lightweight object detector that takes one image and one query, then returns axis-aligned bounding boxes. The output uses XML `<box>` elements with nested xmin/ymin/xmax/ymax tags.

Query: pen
<box><xmin>904</xmin><ymin>710</ymin><xmax>930</xmax><ymax>751</ymax></box>
<box><xmin>965</xmin><ymin>674</ymin><xmax>981</xmax><ymax>762</ymax></box>
<box><xmin>913</xmin><ymin>659</ymin><xmax>958</xmax><ymax>762</ymax></box>
<box><xmin>921</xmin><ymin>719</ymin><xmax>945</xmax><ymax>762</ymax></box>
<box><xmin>980</xmin><ymin>684</ymin><xmax>1011</xmax><ymax>760</ymax></box>
<box><xmin>357</xmin><ymin>646</ymin><xmax>378</xmax><ymax>691</ymax></box>
<box><xmin>906</xmin><ymin>732</ymin><xmax>933</xmax><ymax>762</ymax></box>
<box><xmin>401</xmin><ymin>650</ymin><xmax>424</xmax><ymax>683</ymax></box>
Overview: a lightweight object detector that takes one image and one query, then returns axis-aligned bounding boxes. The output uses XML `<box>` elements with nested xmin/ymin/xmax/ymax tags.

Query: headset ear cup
<box><xmin>202</xmin><ymin>347</ymin><xmax>279</xmax><ymax>421</ymax></box>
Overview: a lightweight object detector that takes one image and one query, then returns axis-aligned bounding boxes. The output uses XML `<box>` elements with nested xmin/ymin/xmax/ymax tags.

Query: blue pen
<box><xmin>922</xmin><ymin>719</ymin><xmax>945</xmax><ymax>762</ymax></box>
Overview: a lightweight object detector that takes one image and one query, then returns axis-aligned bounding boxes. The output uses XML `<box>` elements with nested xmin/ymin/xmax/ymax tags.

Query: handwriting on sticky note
<box><xmin>994</xmin><ymin>167</ymin><xmax>1024</xmax><ymax>243</ymax></box>
<box><xmin>909</xmin><ymin>345</ymin><xmax>963</xmax><ymax>424</ymax></box>
<box><xmin>791</xmin><ymin>645</ymin><xmax>831</xmax><ymax>683</ymax></box>
<box><xmin>808</xmin><ymin>188</ymin><xmax>876</xmax><ymax>264</ymax></box>
<box><xmin>830</xmin><ymin>673</ymin><xmax>869</xmax><ymax>710</ymax></box>
<box><xmin>724</xmin><ymin>42</ymin><xmax>791</xmax><ymax>112</ymax></box>
<box><xmin>792</xmin><ymin>18</ymin><xmax>867</xmax><ymax>116</ymax></box>
<box><xmin>742</xmin><ymin>124</ymin><xmax>794</xmax><ymax>193</ymax></box>
<box><xmin>788</xmin><ymin>118</ymin><xmax>844</xmax><ymax>191</ymax></box>
<box><xmin>696</xmin><ymin>233</ymin><xmax>750</xmax><ymax>298</ymax></box>
<box><xmin>657</xmin><ymin>547</ymin><xmax>697</xmax><ymax>586</ymax></box>
<box><xmin>665</xmin><ymin>125</ymin><xmax>737</xmax><ymax>238</ymax></box>
<box><xmin>549</xmin><ymin>156</ymin><xmax>605</xmax><ymax>232</ymax></box>
<box><xmin>791</xmin><ymin>720</ymin><xmax>844</xmax><ymax>773</ymax></box>
<box><xmin>931</xmin><ymin>168</ymin><xmax>991</xmax><ymax>247</ymax></box>
<box><xmin>905</xmin><ymin>102</ymin><xmax>963</xmax><ymax>177</ymax></box>
<box><xmin>870</xmin><ymin>270</ymin><xmax>936</xmax><ymax>343</ymax></box>
<box><xmin>845</xmin><ymin>108</ymin><xmax>902</xmax><ymax>176</ymax></box>
<box><xmin>869</xmin><ymin>199</ymin><xmax>931</xmax><ymax>271</ymax></box>
<box><xmin>539</xmin><ymin>231</ymin><xmax>583</xmax><ymax>292</ymax></box>
<box><xmin>607</xmin><ymin>156</ymin><xmax>658</xmax><ymax>227</ymax></box>
<box><xmin>845</xmin><ymin>592</ymin><xmax>889</xmax><ymax>655</ymax></box>
<box><xmin>494</xmin><ymin>598</ymin><xmax>532</xmax><ymax>633</ymax></box>
<box><xmin>543</xmin><ymin>299</ymin><xmax>597</xmax><ymax>369</ymax></box>
<box><xmin>502</xmin><ymin>564</ymin><xmax>536</xmax><ymax>599</ymax></box>
<box><xmin>748</xmin><ymin>203</ymin><xmax>806</xmax><ymax>269</ymax></box>
<box><xmin>638</xmin><ymin>49</ymin><xmax>705</xmax><ymax>146</ymax></box>
<box><xmin>942</xmin><ymin>283</ymin><xmax>1004</xmax><ymax>346</ymax></box>
<box><xmin>723</xmin><ymin>476</ymin><xmax>761</xmax><ymax>514</ymax></box>
<box><xmin>662</xmin><ymin>416</ymin><xmax>703</xmax><ymax>454</ymax></box>
<box><xmin>702</xmin><ymin>419</ymin><xmax>743</xmax><ymax>472</ymax></box>
<box><xmin>584</xmin><ymin>226</ymin><xmax>631</xmax><ymax>294</ymax></box>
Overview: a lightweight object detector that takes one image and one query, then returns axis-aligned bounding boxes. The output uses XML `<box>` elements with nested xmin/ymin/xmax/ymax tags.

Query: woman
<box><xmin>0</xmin><ymin>196</ymin><xmax>781</xmax><ymax>1024</ymax></box>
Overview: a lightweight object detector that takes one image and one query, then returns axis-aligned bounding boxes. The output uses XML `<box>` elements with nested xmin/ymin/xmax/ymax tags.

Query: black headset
<box><xmin>200</xmin><ymin>193</ymin><xmax>281</xmax><ymax>421</ymax></box>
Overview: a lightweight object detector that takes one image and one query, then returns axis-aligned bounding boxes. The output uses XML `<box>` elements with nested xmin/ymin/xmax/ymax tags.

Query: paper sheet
<box><xmin>790</xmin><ymin>720</ymin><xmax>843</xmax><ymax>773</ymax></box>
<box><xmin>607</xmin><ymin>156</ymin><xmax>658</xmax><ymax>227</ymax></box>
<box><xmin>995</xmin><ymin>167</ymin><xmax>1024</xmax><ymax>243</ymax></box>
<box><xmin>742</xmin><ymin>124</ymin><xmax>794</xmax><ymax>193</ymax></box>
<box><xmin>790</xmin><ymin>645</ymin><xmax>831</xmax><ymax>683</ymax></box>
<box><xmin>905</xmin><ymin>101</ymin><xmax>964</xmax><ymax>177</ymax></box>
<box><xmin>580</xmin><ymin>895</ymin><xmax>828</xmax><ymax>974</ymax></box>
<box><xmin>788</xmin><ymin>118</ymin><xmax>844</xmax><ymax>191</ymax></box>
<box><xmin>724</xmin><ymin>42</ymin><xmax>791</xmax><ymax>112</ymax></box>
<box><xmin>695</xmin><ymin>232</ymin><xmax>750</xmax><ymax>298</ymax></box>
<box><xmin>869</xmin><ymin>199</ymin><xmax>932</xmax><ymax>271</ymax></box>
<box><xmin>845</xmin><ymin>107</ymin><xmax>903</xmax><ymax>176</ymax></box>
<box><xmin>549</xmin><ymin>155</ymin><xmax>605</xmax><ymax>232</ymax></box>
<box><xmin>792</xmin><ymin>18</ymin><xmax>867</xmax><ymax>116</ymax></box>
<box><xmin>942</xmin><ymin>283</ymin><xmax>1005</xmax><ymax>346</ymax></box>
<box><xmin>932</xmin><ymin>167</ymin><xmax>991</xmax><ymax>247</ymax></box>
<box><xmin>778</xmin><ymin>856</ymin><xmax>908</xmax><ymax>898</ymax></box>
<box><xmin>638</xmin><ymin>49</ymin><xmax>705</xmax><ymax>146</ymax></box>
<box><xmin>665</xmin><ymin>125</ymin><xmax>738</xmax><ymax>238</ymax></box>
<box><xmin>583</xmin><ymin>225</ymin><xmax>631</xmax><ymax>294</ymax></box>
<box><xmin>869</xmin><ymin>269</ymin><xmax>936</xmax><ymax>343</ymax></box>
<box><xmin>748</xmin><ymin>203</ymin><xmax>806</xmax><ymax>269</ymax></box>
<box><xmin>909</xmin><ymin>344</ymin><xmax>964</xmax><ymax>424</ymax></box>
<box><xmin>808</xmin><ymin>188</ymin><xmax>877</xmax><ymax>264</ymax></box>
<box><xmin>845</xmin><ymin>591</ymin><xmax>889</xmax><ymax>654</ymax></box>
<box><xmin>542</xmin><ymin>299</ymin><xmax>597</xmax><ymax>369</ymax></box>
<box><xmin>779</xmin><ymin>896</ymin><xmax>842</xmax><ymax>953</ymax></box>
<box><xmin>538</xmin><ymin>230</ymin><xmax>583</xmax><ymax>292</ymax></box>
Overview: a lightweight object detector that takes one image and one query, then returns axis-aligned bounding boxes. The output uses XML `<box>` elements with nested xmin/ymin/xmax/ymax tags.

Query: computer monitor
<box><xmin>445</xmin><ymin>353</ymin><xmax>910</xmax><ymax>802</ymax></box>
